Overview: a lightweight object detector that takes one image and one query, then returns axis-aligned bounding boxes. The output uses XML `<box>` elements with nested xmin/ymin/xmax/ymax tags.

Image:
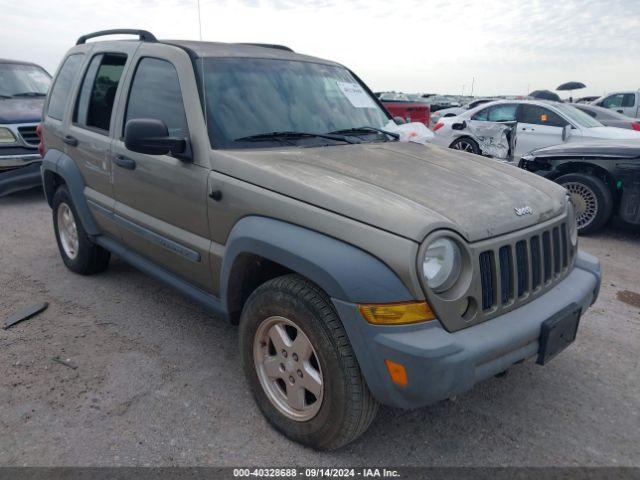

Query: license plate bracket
<box><xmin>536</xmin><ymin>304</ymin><xmax>581</xmax><ymax>365</ymax></box>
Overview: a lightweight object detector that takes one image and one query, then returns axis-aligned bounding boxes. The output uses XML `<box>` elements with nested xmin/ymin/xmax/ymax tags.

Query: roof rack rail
<box><xmin>76</xmin><ymin>29</ymin><xmax>157</xmax><ymax>45</ymax></box>
<box><xmin>237</xmin><ymin>43</ymin><xmax>294</xmax><ymax>52</ymax></box>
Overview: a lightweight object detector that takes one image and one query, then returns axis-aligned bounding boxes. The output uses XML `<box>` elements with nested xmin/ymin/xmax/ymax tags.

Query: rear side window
<box><xmin>622</xmin><ymin>93</ymin><xmax>636</xmax><ymax>108</ymax></box>
<box><xmin>124</xmin><ymin>58</ymin><xmax>188</xmax><ymax>138</ymax></box>
<box><xmin>47</xmin><ymin>54</ymin><xmax>84</xmax><ymax>120</ymax></box>
<box><xmin>472</xmin><ymin>104</ymin><xmax>518</xmax><ymax>122</ymax></box>
<box><xmin>74</xmin><ymin>53</ymin><xmax>127</xmax><ymax>132</ymax></box>
<box><xmin>518</xmin><ymin>105</ymin><xmax>567</xmax><ymax>127</ymax></box>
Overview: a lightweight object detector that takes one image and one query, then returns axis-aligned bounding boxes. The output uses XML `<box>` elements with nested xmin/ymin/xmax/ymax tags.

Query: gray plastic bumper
<box><xmin>0</xmin><ymin>161</ymin><xmax>42</xmax><ymax>197</ymax></box>
<box><xmin>333</xmin><ymin>249</ymin><xmax>601</xmax><ymax>409</ymax></box>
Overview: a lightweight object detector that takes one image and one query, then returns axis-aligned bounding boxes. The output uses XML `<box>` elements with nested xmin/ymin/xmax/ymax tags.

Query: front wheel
<box><xmin>556</xmin><ymin>173</ymin><xmax>613</xmax><ymax>234</ymax></box>
<box><xmin>450</xmin><ymin>137</ymin><xmax>480</xmax><ymax>155</ymax></box>
<box><xmin>239</xmin><ymin>274</ymin><xmax>378</xmax><ymax>450</ymax></box>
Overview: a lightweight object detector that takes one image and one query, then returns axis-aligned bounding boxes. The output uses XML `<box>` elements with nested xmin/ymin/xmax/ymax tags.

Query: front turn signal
<box><xmin>358</xmin><ymin>301</ymin><xmax>435</xmax><ymax>325</ymax></box>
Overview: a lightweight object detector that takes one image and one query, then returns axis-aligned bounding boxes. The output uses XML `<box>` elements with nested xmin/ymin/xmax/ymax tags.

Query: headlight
<box><xmin>0</xmin><ymin>127</ymin><xmax>16</xmax><ymax>144</ymax></box>
<box><xmin>422</xmin><ymin>237</ymin><xmax>462</xmax><ymax>292</ymax></box>
<box><xmin>567</xmin><ymin>199</ymin><xmax>578</xmax><ymax>246</ymax></box>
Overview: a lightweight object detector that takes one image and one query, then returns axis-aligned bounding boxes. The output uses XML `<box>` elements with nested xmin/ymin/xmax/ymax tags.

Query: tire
<box><xmin>450</xmin><ymin>137</ymin><xmax>481</xmax><ymax>155</ymax></box>
<box><xmin>239</xmin><ymin>274</ymin><xmax>378</xmax><ymax>450</ymax></box>
<box><xmin>556</xmin><ymin>173</ymin><xmax>613</xmax><ymax>234</ymax></box>
<box><xmin>52</xmin><ymin>185</ymin><xmax>110</xmax><ymax>274</ymax></box>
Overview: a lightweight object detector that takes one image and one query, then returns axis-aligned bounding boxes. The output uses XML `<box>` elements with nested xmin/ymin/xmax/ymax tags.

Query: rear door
<box><xmin>515</xmin><ymin>104</ymin><xmax>568</xmax><ymax>158</ymax></box>
<box><xmin>111</xmin><ymin>43</ymin><xmax>213</xmax><ymax>291</ymax></box>
<box><xmin>66</xmin><ymin>43</ymin><xmax>137</xmax><ymax>238</ymax></box>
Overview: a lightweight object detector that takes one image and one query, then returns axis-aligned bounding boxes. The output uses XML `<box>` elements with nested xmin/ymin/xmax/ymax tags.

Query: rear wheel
<box><xmin>450</xmin><ymin>137</ymin><xmax>480</xmax><ymax>155</ymax></box>
<box><xmin>239</xmin><ymin>274</ymin><xmax>378</xmax><ymax>450</ymax></box>
<box><xmin>52</xmin><ymin>185</ymin><xmax>110</xmax><ymax>274</ymax></box>
<box><xmin>556</xmin><ymin>172</ymin><xmax>613</xmax><ymax>234</ymax></box>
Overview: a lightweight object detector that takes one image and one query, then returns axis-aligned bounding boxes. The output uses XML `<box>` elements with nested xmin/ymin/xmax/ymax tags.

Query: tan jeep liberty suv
<box><xmin>40</xmin><ymin>29</ymin><xmax>601</xmax><ymax>450</ymax></box>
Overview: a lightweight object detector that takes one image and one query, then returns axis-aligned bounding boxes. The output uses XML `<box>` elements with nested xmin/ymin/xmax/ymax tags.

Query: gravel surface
<box><xmin>1</xmin><ymin>188</ymin><xmax>639</xmax><ymax>466</ymax></box>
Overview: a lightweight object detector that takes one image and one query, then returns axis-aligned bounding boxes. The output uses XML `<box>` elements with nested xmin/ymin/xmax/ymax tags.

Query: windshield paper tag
<box><xmin>336</xmin><ymin>81</ymin><xmax>376</xmax><ymax>108</ymax></box>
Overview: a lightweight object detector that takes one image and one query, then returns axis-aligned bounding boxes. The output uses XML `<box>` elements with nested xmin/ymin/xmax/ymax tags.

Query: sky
<box><xmin>1</xmin><ymin>0</ymin><xmax>639</xmax><ymax>98</ymax></box>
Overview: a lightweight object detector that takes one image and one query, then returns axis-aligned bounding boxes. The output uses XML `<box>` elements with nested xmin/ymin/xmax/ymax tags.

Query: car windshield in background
<box><xmin>199</xmin><ymin>58</ymin><xmax>389</xmax><ymax>148</ymax></box>
<box><xmin>0</xmin><ymin>63</ymin><xmax>51</xmax><ymax>97</ymax></box>
<box><xmin>554</xmin><ymin>103</ymin><xmax>603</xmax><ymax>128</ymax></box>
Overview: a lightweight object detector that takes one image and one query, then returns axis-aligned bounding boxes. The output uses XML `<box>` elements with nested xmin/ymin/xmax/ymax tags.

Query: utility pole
<box><xmin>470</xmin><ymin>77</ymin><xmax>475</xmax><ymax>97</ymax></box>
<box><xmin>197</xmin><ymin>0</ymin><xmax>203</xmax><ymax>40</ymax></box>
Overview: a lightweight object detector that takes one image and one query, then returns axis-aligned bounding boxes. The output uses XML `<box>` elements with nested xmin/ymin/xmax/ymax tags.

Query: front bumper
<box><xmin>333</xmin><ymin>249</ymin><xmax>601</xmax><ymax>409</ymax></box>
<box><xmin>0</xmin><ymin>160</ymin><xmax>43</xmax><ymax>197</ymax></box>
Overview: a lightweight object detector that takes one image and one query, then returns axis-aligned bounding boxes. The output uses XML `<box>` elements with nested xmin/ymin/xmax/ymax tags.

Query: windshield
<box><xmin>553</xmin><ymin>103</ymin><xmax>603</xmax><ymax>128</ymax></box>
<box><xmin>0</xmin><ymin>63</ymin><xmax>51</xmax><ymax>97</ymax></box>
<box><xmin>199</xmin><ymin>58</ymin><xmax>389</xmax><ymax>148</ymax></box>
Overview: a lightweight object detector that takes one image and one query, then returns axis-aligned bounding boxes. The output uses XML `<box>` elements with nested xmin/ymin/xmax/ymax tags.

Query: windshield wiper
<box><xmin>234</xmin><ymin>131</ymin><xmax>357</xmax><ymax>144</ymax></box>
<box><xmin>329</xmin><ymin>126</ymin><xmax>399</xmax><ymax>141</ymax></box>
<box><xmin>12</xmin><ymin>92</ymin><xmax>47</xmax><ymax>97</ymax></box>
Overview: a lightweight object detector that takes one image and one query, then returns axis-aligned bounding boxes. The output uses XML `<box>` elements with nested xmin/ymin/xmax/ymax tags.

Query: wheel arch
<box><xmin>221</xmin><ymin>216</ymin><xmax>414</xmax><ymax>324</ymax></box>
<box><xmin>41</xmin><ymin>149</ymin><xmax>100</xmax><ymax>235</ymax></box>
<box><xmin>551</xmin><ymin>161</ymin><xmax>619</xmax><ymax>201</ymax></box>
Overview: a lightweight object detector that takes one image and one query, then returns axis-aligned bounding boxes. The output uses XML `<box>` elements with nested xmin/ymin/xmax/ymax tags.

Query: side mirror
<box><xmin>562</xmin><ymin>124</ymin><xmax>572</xmax><ymax>141</ymax></box>
<box><xmin>393</xmin><ymin>116</ymin><xmax>406</xmax><ymax>125</ymax></box>
<box><xmin>124</xmin><ymin>118</ymin><xmax>187</xmax><ymax>157</ymax></box>
<box><xmin>451</xmin><ymin>121</ymin><xmax>467</xmax><ymax>131</ymax></box>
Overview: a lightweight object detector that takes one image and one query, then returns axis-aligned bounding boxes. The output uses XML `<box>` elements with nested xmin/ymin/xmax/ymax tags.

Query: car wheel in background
<box><xmin>239</xmin><ymin>274</ymin><xmax>378</xmax><ymax>450</ymax></box>
<box><xmin>450</xmin><ymin>137</ymin><xmax>481</xmax><ymax>155</ymax></box>
<box><xmin>557</xmin><ymin>173</ymin><xmax>613</xmax><ymax>234</ymax></box>
<box><xmin>52</xmin><ymin>185</ymin><xmax>111</xmax><ymax>274</ymax></box>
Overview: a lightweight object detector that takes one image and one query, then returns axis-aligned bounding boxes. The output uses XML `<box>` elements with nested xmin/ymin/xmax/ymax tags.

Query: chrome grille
<box><xmin>18</xmin><ymin>125</ymin><xmax>39</xmax><ymax>147</ymax></box>
<box><xmin>478</xmin><ymin>221</ymin><xmax>574</xmax><ymax>314</ymax></box>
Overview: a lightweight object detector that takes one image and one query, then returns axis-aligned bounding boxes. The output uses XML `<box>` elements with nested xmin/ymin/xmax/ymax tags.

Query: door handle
<box><xmin>62</xmin><ymin>135</ymin><xmax>78</xmax><ymax>146</ymax></box>
<box><xmin>114</xmin><ymin>155</ymin><xmax>136</xmax><ymax>170</ymax></box>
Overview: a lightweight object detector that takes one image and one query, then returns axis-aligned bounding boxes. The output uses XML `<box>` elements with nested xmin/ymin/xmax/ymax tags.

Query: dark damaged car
<box><xmin>0</xmin><ymin>59</ymin><xmax>51</xmax><ymax>196</ymax></box>
<box><xmin>519</xmin><ymin>140</ymin><xmax>640</xmax><ymax>233</ymax></box>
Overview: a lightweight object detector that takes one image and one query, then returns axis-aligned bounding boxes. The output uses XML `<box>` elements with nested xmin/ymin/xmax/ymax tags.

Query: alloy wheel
<box><xmin>253</xmin><ymin>316</ymin><xmax>323</xmax><ymax>421</ymax></box>
<box><xmin>57</xmin><ymin>202</ymin><xmax>79</xmax><ymax>259</ymax></box>
<box><xmin>564</xmin><ymin>181</ymin><xmax>598</xmax><ymax>229</ymax></box>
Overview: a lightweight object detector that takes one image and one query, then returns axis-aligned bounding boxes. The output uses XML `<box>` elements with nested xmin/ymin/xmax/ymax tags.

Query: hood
<box><xmin>0</xmin><ymin>97</ymin><xmax>44</xmax><ymax>123</ymax></box>
<box><xmin>214</xmin><ymin>142</ymin><xmax>567</xmax><ymax>242</ymax></box>
<box><xmin>529</xmin><ymin>139</ymin><xmax>640</xmax><ymax>159</ymax></box>
<box><xmin>582</xmin><ymin>126</ymin><xmax>640</xmax><ymax>140</ymax></box>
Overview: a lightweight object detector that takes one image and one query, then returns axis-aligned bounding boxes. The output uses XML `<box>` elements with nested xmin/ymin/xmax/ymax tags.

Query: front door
<box><xmin>515</xmin><ymin>104</ymin><xmax>568</xmax><ymax>159</ymax></box>
<box><xmin>111</xmin><ymin>52</ymin><xmax>213</xmax><ymax>291</ymax></box>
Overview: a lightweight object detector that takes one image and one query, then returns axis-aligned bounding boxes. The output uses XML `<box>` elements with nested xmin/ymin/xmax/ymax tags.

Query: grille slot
<box><xmin>542</xmin><ymin>231</ymin><xmax>552</xmax><ymax>282</ymax></box>
<box><xmin>479</xmin><ymin>251</ymin><xmax>494</xmax><ymax>311</ymax></box>
<box><xmin>531</xmin><ymin>235</ymin><xmax>541</xmax><ymax>289</ymax></box>
<box><xmin>515</xmin><ymin>240</ymin><xmax>528</xmax><ymax>297</ymax></box>
<box><xmin>476</xmin><ymin>220</ymin><xmax>574</xmax><ymax>320</ymax></box>
<box><xmin>18</xmin><ymin>125</ymin><xmax>39</xmax><ymax>146</ymax></box>
<box><xmin>499</xmin><ymin>246</ymin><xmax>513</xmax><ymax>304</ymax></box>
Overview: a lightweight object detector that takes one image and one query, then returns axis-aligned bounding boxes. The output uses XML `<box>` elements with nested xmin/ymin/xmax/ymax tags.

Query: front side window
<box><xmin>518</xmin><ymin>105</ymin><xmax>567</xmax><ymax>127</ymax></box>
<box><xmin>553</xmin><ymin>103</ymin><xmax>602</xmax><ymax>128</ymax></box>
<box><xmin>198</xmin><ymin>57</ymin><xmax>389</xmax><ymax>148</ymax></box>
<box><xmin>472</xmin><ymin>104</ymin><xmax>518</xmax><ymax>122</ymax></box>
<box><xmin>124</xmin><ymin>58</ymin><xmax>188</xmax><ymax>138</ymax></box>
<box><xmin>601</xmin><ymin>94</ymin><xmax>624</xmax><ymax>109</ymax></box>
<box><xmin>0</xmin><ymin>63</ymin><xmax>51</xmax><ymax>98</ymax></box>
<box><xmin>47</xmin><ymin>54</ymin><xmax>84</xmax><ymax>120</ymax></box>
<box><xmin>74</xmin><ymin>53</ymin><xmax>126</xmax><ymax>132</ymax></box>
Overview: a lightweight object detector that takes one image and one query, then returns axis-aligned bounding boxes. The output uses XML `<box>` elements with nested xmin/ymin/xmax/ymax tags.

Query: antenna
<box><xmin>197</xmin><ymin>0</ymin><xmax>203</xmax><ymax>40</ymax></box>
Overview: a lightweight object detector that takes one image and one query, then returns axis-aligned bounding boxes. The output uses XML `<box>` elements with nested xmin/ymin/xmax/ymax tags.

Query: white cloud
<box><xmin>0</xmin><ymin>0</ymin><xmax>638</xmax><ymax>97</ymax></box>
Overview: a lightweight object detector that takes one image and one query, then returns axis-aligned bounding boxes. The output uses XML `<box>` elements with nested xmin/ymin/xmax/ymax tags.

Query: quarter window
<box><xmin>74</xmin><ymin>53</ymin><xmax>127</xmax><ymax>132</ymax></box>
<box><xmin>518</xmin><ymin>105</ymin><xmax>567</xmax><ymax>127</ymax></box>
<box><xmin>47</xmin><ymin>54</ymin><xmax>84</xmax><ymax>120</ymax></box>
<box><xmin>124</xmin><ymin>58</ymin><xmax>188</xmax><ymax>138</ymax></box>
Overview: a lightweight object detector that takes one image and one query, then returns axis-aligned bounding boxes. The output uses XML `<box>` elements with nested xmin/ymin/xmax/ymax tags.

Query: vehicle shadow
<box><xmin>0</xmin><ymin>187</ymin><xmax>45</xmax><ymax>205</ymax></box>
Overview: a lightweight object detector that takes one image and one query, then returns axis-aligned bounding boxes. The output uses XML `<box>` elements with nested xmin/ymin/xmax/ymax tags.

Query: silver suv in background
<box><xmin>592</xmin><ymin>91</ymin><xmax>640</xmax><ymax>118</ymax></box>
<box><xmin>40</xmin><ymin>30</ymin><xmax>601</xmax><ymax>450</ymax></box>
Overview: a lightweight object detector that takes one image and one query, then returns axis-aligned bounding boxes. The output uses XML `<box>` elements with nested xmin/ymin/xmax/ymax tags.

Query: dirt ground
<box><xmin>1</xmin><ymin>188</ymin><xmax>639</xmax><ymax>466</ymax></box>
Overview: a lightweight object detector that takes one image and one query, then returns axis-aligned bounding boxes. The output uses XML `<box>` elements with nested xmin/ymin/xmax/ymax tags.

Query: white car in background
<box><xmin>430</xmin><ymin>98</ymin><xmax>497</xmax><ymax>126</ymax></box>
<box><xmin>431</xmin><ymin>99</ymin><xmax>640</xmax><ymax>160</ymax></box>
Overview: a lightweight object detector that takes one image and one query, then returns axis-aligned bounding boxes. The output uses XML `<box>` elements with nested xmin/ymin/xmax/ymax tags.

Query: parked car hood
<box><xmin>0</xmin><ymin>97</ymin><xmax>44</xmax><ymax>123</ymax></box>
<box><xmin>214</xmin><ymin>142</ymin><xmax>567</xmax><ymax>242</ymax></box>
<box><xmin>581</xmin><ymin>126</ymin><xmax>640</xmax><ymax>140</ymax></box>
<box><xmin>527</xmin><ymin>140</ymin><xmax>640</xmax><ymax>159</ymax></box>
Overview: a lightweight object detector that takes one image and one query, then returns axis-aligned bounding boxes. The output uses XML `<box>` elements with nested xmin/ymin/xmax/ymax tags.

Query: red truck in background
<box><xmin>377</xmin><ymin>92</ymin><xmax>431</xmax><ymax>127</ymax></box>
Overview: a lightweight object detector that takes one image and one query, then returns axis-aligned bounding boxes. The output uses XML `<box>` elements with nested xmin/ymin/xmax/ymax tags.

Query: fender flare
<box><xmin>41</xmin><ymin>149</ymin><xmax>100</xmax><ymax>235</ymax></box>
<box><xmin>220</xmin><ymin>216</ymin><xmax>414</xmax><ymax>310</ymax></box>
